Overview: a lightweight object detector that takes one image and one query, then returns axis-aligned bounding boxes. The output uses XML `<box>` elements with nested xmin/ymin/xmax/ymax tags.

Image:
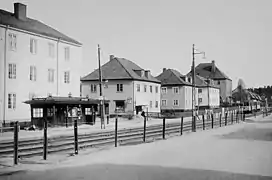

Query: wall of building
<box><xmin>81</xmin><ymin>80</ymin><xmax>134</xmax><ymax>114</ymax></box>
<box><xmin>1</xmin><ymin>26</ymin><xmax>81</xmax><ymax>122</ymax></box>
<box><xmin>0</xmin><ymin>27</ymin><xmax>5</xmax><ymax>121</ymax></box>
<box><xmin>197</xmin><ymin>87</ymin><xmax>220</xmax><ymax>108</ymax></box>
<box><xmin>209</xmin><ymin>87</ymin><xmax>220</xmax><ymax>107</ymax></box>
<box><xmin>218</xmin><ymin>79</ymin><xmax>232</xmax><ymax>103</ymax></box>
<box><xmin>134</xmin><ymin>80</ymin><xmax>161</xmax><ymax>113</ymax></box>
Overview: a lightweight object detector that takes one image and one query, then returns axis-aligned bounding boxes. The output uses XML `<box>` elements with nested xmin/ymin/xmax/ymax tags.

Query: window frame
<box><xmin>150</xmin><ymin>85</ymin><xmax>153</xmax><ymax>93</ymax></box>
<box><xmin>8</xmin><ymin>93</ymin><xmax>16</xmax><ymax>109</ymax></box>
<box><xmin>30</xmin><ymin>66</ymin><xmax>37</xmax><ymax>81</ymax></box>
<box><xmin>173</xmin><ymin>99</ymin><xmax>179</xmax><ymax>106</ymax></box>
<box><xmin>30</xmin><ymin>38</ymin><xmax>37</xmax><ymax>54</ymax></box>
<box><xmin>8</xmin><ymin>33</ymin><xmax>17</xmax><ymax>51</ymax></box>
<box><xmin>64</xmin><ymin>71</ymin><xmax>70</xmax><ymax>84</ymax></box>
<box><xmin>49</xmin><ymin>43</ymin><xmax>55</xmax><ymax>58</ymax></box>
<box><xmin>48</xmin><ymin>69</ymin><xmax>55</xmax><ymax>83</ymax></box>
<box><xmin>91</xmin><ymin>84</ymin><xmax>97</xmax><ymax>93</ymax></box>
<box><xmin>136</xmin><ymin>84</ymin><xmax>140</xmax><ymax>92</ymax></box>
<box><xmin>161</xmin><ymin>87</ymin><xmax>167</xmax><ymax>94</ymax></box>
<box><xmin>64</xmin><ymin>47</ymin><xmax>70</xmax><ymax>61</ymax></box>
<box><xmin>8</xmin><ymin>63</ymin><xmax>16</xmax><ymax>79</ymax></box>
<box><xmin>117</xmin><ymin>84</ymin><xmax>123</xmax><ymax>92</ymax></box>
<box><xmin>161</xmin><ymin>99</ymin><xmax>167</xmax><ymax>106</ymax></box>
<box><xmin>172</xmin><ymin>87</ymin><xmax>179</xmax><ymax>94</ymax></box>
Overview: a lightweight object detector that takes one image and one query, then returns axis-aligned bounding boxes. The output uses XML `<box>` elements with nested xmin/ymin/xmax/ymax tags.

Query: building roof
<box><xmin>81</xmin><ymin>56</ymin><xmax>161</xmax><ymax>84</ymax></box>
<box><xmin>0</xmin><ymin>6</ymin><xmax>81</xmax><ymax>45</ymax></box>
<box><xmin>156</xmin><ymin>69</ymin><xmax>190</xmax><ymax>86</ymax></box>
<box><xmin>191</xmin><ymin>61</ymin><xmax>231</xmax><ymax>80</ymax></box>
<box><xmin>24</xmin><ymin>96</ymin><xmax>109</xmax><ymax>105</ymax></box>
<box><xmin>186</xmin><ymin>72</ymin><xmax>220</xmax><ymax>89</ymax></box>
<box><xmin>232</xmin><ymin>88</ymin><xmax>263</xmax><ymax>101</ymax></box>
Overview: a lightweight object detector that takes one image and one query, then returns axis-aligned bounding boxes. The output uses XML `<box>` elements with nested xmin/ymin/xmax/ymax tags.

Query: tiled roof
<box><xmin>81</xmin><ymin>57</ymin><xmax>160</xmax><ymax>83</ymax></box>
<box><xmin>187</xmin><ymin>73</ymin><xmax>220</xmax><ymax>89</ymax></box>
<box><xmin>0</xmin><ymin>9</ymin><xmax>81</xmax><ymax>45</ymax></box>
<box><xmin>191</xmin><ymin>62</ymin><xmax>231</xmax><ymax>80</ymax></box>
<box><xmin>232</xmin><ymin>88</ymin><xmax>263</xmax><ymax>101</ymax></box>
<box><xmin>156</xmin><ymin>69</ymin><xmax>190</xmax><ymax>86</ymax></box>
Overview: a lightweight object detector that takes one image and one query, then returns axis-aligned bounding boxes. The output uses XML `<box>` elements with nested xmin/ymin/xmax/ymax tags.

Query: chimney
<box><xmin>211</xmin><ymin>60</ymin><xmax>216</xmax><ymax>73</ymax></box>
<box><xmin>109</xmin><ymin>55</ymin><xmax>115</xmax><ymax>61</ymax></box>
<box><xmin>14</xmin><ymin>3</ymin><xmax>27</xmax><ymax>20</ymax></box>
<box><xmin>144</xmin><ymin>70</ymin><xmax>150</xmax><ymax>79</ymax></box>
<box><xmin>163</xmin><ymin>68</ymin><xmax>166</xmax><ymax>72</ymax></box>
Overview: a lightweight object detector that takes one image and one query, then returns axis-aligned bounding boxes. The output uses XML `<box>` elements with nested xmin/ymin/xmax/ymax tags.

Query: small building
<box><xmin>0</xmin><ymin>3</ymin><xmax>82</xmax><ymax>123</ymax></box>
<box><xmin>190</xmin><ymin>60</ymin><xmax>232</xmax><ymax>104</ymax></box>
<box><xmin>81</xmin><ymin>55</ymin><xmax>161</xmax><ymax>115</ymax></box>
<box><xmin>24</xmin><ymin>96</ymin><xmax>109</xmax><ymax>128</ymax></box>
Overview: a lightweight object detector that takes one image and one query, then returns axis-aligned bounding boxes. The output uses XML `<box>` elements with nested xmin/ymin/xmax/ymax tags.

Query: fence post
<box><xmin>181</xmin><ymin>117</ymin><xmax>183</xmax><ymax>135</ymax></box>
<box><xmin>243</xmin><ymin>111</ymin><xmax>245</xmax><ymax>121</ymax></box>
<box><xmin>211</xmin><ymin>113</ymin><xmax>214</xmax><ymax>129</ymax></box>
<box><xmin>143</xmin><ymin>116</ymin><xmax>147</xmax><ymax>142</ymax></box>
<box><xmin>202</xmin><ymin>114</ymin><xmax>205</xmax><ymax>130</ymax></box>
<box><xmin>74</xmin><ymin>119</ymin><xmax>78</xmax><ymax>155</ymax></box>
<box><xmin>231</xmin><ymin>111</ymin><xmax>233</xmax><ymax>124</ymax></box>
<box><xmin>43</xmin><ymin>119</ymin><xmax>48</xmax><ymax>160</ymax></box>
<box><xmin>162</xmin><ymin>117</ymin><xmax>166</xmax><ymax>139</ymax></box>
<box><xmin>219</xmin><ymin>113</ymin><xmax>222</xmax><ymax>127</ymax></box>
<box><xmin>115</xmin><ymin>117</ymin><xmax>118</xmax><ymax>147</ymax></box>
<box><xmin>225</xmin><ymin>112</ymin><xmax>228</xmax><ymax>126</ymax></box>
<box><xmin>13</xmin><ymin>121</ymin><xmax>19</xmax><ymax>165</ymax></box>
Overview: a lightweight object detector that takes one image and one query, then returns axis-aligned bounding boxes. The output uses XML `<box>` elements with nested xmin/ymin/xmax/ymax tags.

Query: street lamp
<box><xmin>191</xmin><ymin>44</ymin><xmax>205</xmax><ymax>132</ymax></box>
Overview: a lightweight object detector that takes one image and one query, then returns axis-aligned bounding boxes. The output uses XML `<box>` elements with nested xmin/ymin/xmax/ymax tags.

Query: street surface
<box><xmin>1</xmin><ymin>114</ymin><xmax>272</xmax><ymax>180</ymax></box>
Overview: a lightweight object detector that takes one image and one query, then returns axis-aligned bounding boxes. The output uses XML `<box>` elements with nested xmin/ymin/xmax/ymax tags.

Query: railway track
<box><xmin>0</xmin><ymin>112</ymin><xmax>264</xmax><ymax>158</ymax></box>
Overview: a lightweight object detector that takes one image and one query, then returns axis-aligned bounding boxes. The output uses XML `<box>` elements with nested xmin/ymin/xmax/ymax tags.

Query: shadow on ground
<box><xmin>2</xmin><ymin>164</ymin><xmax>272</xmax><ymax>180</ymax></box>
<box><xmin>245</xmin><ymin>119</ymin><xmax>272</xmax><ymax>124</ymax></box>
<box><xmin>220</xmin><ymin>125</ymin><xmax>272</xmax><ymax>141</ymax></box>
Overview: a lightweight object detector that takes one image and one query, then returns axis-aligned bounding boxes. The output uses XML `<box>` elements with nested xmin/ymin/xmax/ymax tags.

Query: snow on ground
<box><xmin>0</xmin><ymin>116</ymin><xmax>193</xmax><ymax>142</ymax></box>
<box><xmin>1</xmin><ymin>114</ymin><xmax>271</xmax><ymax>178</ymax></box>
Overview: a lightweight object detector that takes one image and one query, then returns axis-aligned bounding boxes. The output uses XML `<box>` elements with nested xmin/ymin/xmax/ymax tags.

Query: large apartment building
<box><xmin>0</xmin><ymin>3</ymin><xmax>82</xmax><ymax>122</ymax></box>
<box><xmin>81</xmin><ymin>55</ymin><xmax>161</xmax><ymax>115</ymax></box>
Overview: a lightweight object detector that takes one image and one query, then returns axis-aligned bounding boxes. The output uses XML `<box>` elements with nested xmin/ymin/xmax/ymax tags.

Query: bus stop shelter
<box><xmin>24</xmin><ymin>96</ymin><xmax>110</xmax><ymax>128</ymax></box>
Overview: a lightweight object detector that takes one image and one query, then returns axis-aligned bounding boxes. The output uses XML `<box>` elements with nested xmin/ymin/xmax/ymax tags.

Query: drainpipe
<box><xmin>56</xmin><ymin>38</ymin><xmax>60</xmax><ymax>96</ymax></box>
<box><xmin>3</xmin><ymin>25</ymin><xmax>8</xmax><ymax>123</ymax></box>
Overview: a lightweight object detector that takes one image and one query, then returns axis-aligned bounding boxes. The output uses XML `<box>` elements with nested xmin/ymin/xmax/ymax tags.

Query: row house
<box><xmin>156</xmin><ymin>68</ymin><xmax>220</xmax><ymax>113</ymax></box>
<box><xmin>0</xmin><ymin>3</ymin><xmax>82</xmax><ymax>122</ymax></box>
<box><xmin>192</xmin><ymin>60</ymin><xmax>232</xmax><ymax>104</ymax></box>
<box><xmin>81</xmin><ymin>55</ymin><xmax>161</xmax><ymax>115</ymax></box>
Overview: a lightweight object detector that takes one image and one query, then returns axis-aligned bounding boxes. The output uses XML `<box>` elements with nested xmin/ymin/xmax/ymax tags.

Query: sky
<box><xmin>2</xmin><ymin>0</ymin><xmax>272</xmax><ymax>89</ymax></box>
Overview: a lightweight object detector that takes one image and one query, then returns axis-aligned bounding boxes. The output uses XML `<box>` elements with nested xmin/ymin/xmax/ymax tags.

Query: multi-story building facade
<box><xmin>0</xmin><ymin>3</ymin><xmax>82</xmax><ymax>122</ymax></box>
<box><xmin>81</xmin><ymin>55</ymin><xmax>161</xmax><ymax>115</ymax></box>
<box><xmin>157</xmin><ymin>68</ymin><xmax>220</xmax><ymax>112</ymax></box>
<box><xmin>192</xmin><ymin>60</ymin><xmax>232</xmax><ymax>104</ymax></box>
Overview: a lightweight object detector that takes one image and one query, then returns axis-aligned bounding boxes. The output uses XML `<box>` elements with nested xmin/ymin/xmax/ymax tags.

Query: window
<box><xmin>144</xmin><ymin>85</ymin><xmax>147</xmax><ymax>92</ymax></box>
<box><xmin>161</xmin><ymin>87</ymin><xmax>167</xmax><ymax>94</ymax></box>
<box><xmin>64</xmin><ymin>47</ymin><xmax>70</xmax><ymax>61</ymax></box>
<box><xmin>48</xmin><ymin>69</ymin><xmax>54</xmax><ymax>83</ymax></box>
<box><xmin>91</xmin><ymin>84</ymin><xmax>97</xmax><ymax>93</ymax></box>
<box><xmin>198</xmin><ymin>88</ymin><xmax>202</xmax><ymax>93</ymax></box>
<box><xmin>8</xmin><ymin>93</ymin><xmax>16</xmax><ymax>109</ymax></box>
<box><xmin>162</xmin><ymin>100</ymin><xmax>167</xmax><ymax>106</ymax></box>
<box><xmin>150</xmin><ymin>101</ymin><xmax>152</xmax><ymax>108</ymax></box>
<box><xmin>218</xmin><ymin>81</ymin><xmax>220</xmax><ymax>85</ymax></box>
<box><xmin>8</xmin><ymin>33</ymin><xmax>17</xmax><ymax>51</ymax></box>
<box><xmin>30</xmin><ymin>66</ymin><xmax>37</xmax><ymax>81</ymax></box>
<box><xmin>33</xmin><ymin>108</ymin><xmax>43</xmax><ymax>118</ymax></box>
<box><xmin>150</xmin><ymin>85</ymin><xmax>153</xmax><ymax>93</ymax></box>
<box><xmin>155</xmin><ymin>101</ymin><xmax>159</xmax><ymax>108</ymax></box>
<box><xmin>173</xmin><ymin>87</ymin><xmax>179</xmax><ymax>94</ymax></box>
<box><xmin>8</xmin><ymin>64</ymin><xmax>16</xmax><ymax>79</ymax></box>
<box><xmin>155</xmin><ymin>86</ymin><xmax>158</xmax><ymax>93</ymax></box>
<box><xmin>117</xmin><ymin>84</ymin><xmax>123</xmax><ymax>92</ymax></box>
<box><xmin>137</xmin><ymin>84</ymin><xmax>140</xmax><ymax>92</ymax></box>
<box><xmin>47</xmin><ymin>108</ymin><xmax>54</xmax><ymax>117</ymax></box>
<box><xmin>64</xmin><ymin>71</ymin><xmax>70</xmax><ymax>83</ymax></box>
<box><xmin>173</xmin><ymin>100</ymin><xmax>179</xmax><ymax>106</ymax></box>
<box><xmin>49</xmin><ymin>43</ymin><xmax>55</xmax><ymax>58</ymax></box>
<box><xmin>30</xmin><ymin>38</ymin><xmax>37</xmax><ymax>54</ymax></box>
<box><xmin>199</xmin><ymin>98</ymin><xmax>202</xmax><ymax>103</ymax></box>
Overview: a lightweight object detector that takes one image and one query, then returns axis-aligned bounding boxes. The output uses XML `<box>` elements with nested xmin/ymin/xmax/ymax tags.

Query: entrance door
<box><xmin>135</xmin><ymin>106</ymin><xmax>142</xmax><ymax>115</ymax></box>
<box><xmin>115</xmin><ymin>100</ymin><xmax>125</xmax><ymax>113</ymax></box>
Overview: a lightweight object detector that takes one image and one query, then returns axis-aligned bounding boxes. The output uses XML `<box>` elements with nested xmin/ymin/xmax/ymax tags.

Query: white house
<box><xmin>156</xmin><ymin>68</ymin><xmax>220</xmax><ymax>113</ymax></box>
<box><xmin>0</xmin><ymin>3</ymin><xmax>82</xmax><ymax>123</ymax></box>
<box><xmin>81</xmin><ymin>55</ymin><xmax>161</xmax><ymax>115</ymax></box>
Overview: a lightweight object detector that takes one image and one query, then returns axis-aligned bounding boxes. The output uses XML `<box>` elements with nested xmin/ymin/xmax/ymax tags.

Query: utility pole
<box><xmin>191</xmin><ymin>44</ymin><xmax>205</xmax><ymax>132</ymax></box>
<box><xmin>98</xmin><ymin>44</ymin><xmax>105</xmax><ymax>129</ymax></box>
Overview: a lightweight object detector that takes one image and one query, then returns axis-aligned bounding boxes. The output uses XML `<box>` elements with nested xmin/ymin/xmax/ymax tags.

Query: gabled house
<box><xmin>157</xmin><ymin>68</ymin><xmax>220</xmax><ymax>113</ymax></box>
<box><xmin>81</xmin><ymin>55</ymin><xmax>161</xmax><ymax>115</ymax></box>
<box><xmin>156</xmin><ymin>68</ymin><xmax>194</xmax><ymax>112</ymax></box>
<box><xmin>187</xmin><ymin>73</ymin><xmax>220</xmax><ymax>109</ymax></box>
<box><xmin>189</xmin><ymin>60</ymin><xmax>232</xmax><ymax>104</ymax></box>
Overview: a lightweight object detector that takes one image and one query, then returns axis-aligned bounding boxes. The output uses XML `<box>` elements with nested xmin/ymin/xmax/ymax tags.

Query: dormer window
<box><xmin>141</xmin><ymin>70</ymin><xmax>145</xmax><ymax>77</ymax></box>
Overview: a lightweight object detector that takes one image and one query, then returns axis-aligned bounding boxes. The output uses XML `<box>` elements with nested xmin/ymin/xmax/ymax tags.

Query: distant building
<box><xmin>190</xmin><ymin>60</ymin><xmax>232</xmax><ymax>104</ymax></box>
<box><xmin>157</xmin><ymin>68</ymin><xmax>219</xmax><ymax>113</ymax></box>
<box><xmin>81</xmin><ymin>55</ymin><xmax>161</xmax><ymax>115</ymax></box>
<box><xmin>0</xmin><ymin>3</ymin><xmax>82</xmax><ymax>122</ymax></box>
